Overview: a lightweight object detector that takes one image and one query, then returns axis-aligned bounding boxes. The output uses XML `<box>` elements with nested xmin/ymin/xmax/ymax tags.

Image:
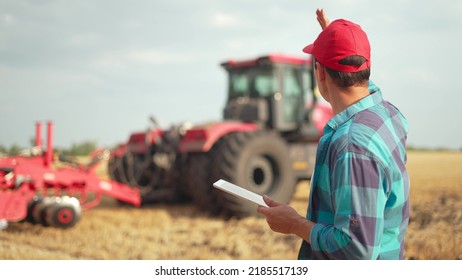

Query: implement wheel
<box><xmin>45</xmin><ymin>196</ymin><xmax>81</xmax><ymax>228</ymax></box>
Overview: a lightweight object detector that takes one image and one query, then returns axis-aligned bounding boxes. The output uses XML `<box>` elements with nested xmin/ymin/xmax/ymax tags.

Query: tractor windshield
<box><xmin>227</xmin><ymin>67</ymin><xmax>277</xmax><ymax>100</ymax></box>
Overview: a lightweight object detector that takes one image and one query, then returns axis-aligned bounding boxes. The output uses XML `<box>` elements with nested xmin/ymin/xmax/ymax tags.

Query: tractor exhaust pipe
<box><xmin>44</xmin><ymin>121</ymin><xmax>53</xmax><ymax>167</ymax></box>
<box><xmin>35</xmin><ymin>121</ymin><xmax>42</xmax><ymax>148</ymax></box>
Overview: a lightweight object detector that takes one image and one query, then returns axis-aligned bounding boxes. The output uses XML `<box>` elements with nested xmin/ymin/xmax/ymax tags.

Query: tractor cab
<box><xmin>221</xmin><ymin>54</ymin><xmax>318</xmax><ymax>138</ymax></box>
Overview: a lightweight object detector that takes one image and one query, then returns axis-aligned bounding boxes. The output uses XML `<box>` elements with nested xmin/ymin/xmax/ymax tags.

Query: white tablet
<box><xmin>213</xmin><ymin>179</ymin><xmax>268</xmax><ymax>207</ymax></box>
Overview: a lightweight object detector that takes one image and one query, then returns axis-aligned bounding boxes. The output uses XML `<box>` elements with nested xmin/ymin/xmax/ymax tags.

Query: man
<box><xmin>257</xmin><ymin>10</ymin><xmax>410</xmax><ymax>259</ymax></box>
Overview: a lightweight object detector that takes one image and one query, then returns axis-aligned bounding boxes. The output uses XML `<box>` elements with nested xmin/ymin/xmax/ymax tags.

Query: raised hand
<box><xmin>316</xmin><ymin>8</ymin><xmax>330</xmax><ymax>30</ymax></box>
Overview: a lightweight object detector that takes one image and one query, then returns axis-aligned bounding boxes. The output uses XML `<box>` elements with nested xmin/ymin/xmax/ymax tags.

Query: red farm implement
<box><xmin>0</xmin><ymin>121</ymin><xmax>141</xmax><ymax>230</ymax></box>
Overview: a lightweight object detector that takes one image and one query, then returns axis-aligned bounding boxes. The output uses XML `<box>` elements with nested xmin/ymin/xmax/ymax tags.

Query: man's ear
<box><xmin>315</xmin><ymin>62</ymin><xmax>326</xmax><ymax>82</ymax></box>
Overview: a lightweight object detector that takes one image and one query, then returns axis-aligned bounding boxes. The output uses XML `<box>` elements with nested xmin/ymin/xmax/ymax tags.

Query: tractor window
<box><xmin>283</xmin><ymin>68</ymin><xmax>303</xmax><ymax>123</ymax></box>
<box><xmin>302</xmin><ymin>70</ymin><xmax>314</xmax><ymax>106</ymax></box>
<box><xmin>229</xmin><ymin>74</ymin><xmax>249</xmax><ymax>100</ymax></box>
<box><xmin>228</xmin><ymin>67</ymin><xmax>275</xmax><ymax>100</ymax></box>
<box><xmin>255</xmin><ymin>75</ymin><xmax>276</xmax><ymax>97</ymax></box>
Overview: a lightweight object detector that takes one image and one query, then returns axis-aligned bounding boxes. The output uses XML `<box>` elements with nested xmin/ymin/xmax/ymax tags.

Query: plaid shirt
<box><xmin>298</xmin><ymin>83</ymin><xmax>410</xmax><ymax>259</ymax></box>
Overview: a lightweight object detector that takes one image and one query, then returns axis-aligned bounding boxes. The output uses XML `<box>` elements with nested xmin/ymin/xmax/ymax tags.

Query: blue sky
<box><xmin>1</xmin><ymin>0</ymin><xmax>461</xmax><ymax>150</ymax></box>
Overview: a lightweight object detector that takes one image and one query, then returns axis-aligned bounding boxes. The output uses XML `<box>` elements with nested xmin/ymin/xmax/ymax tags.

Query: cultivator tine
<box><xmin>77</xmin><ymin>191</ymin><xmax>102</xmax><ymax>210</ymax></box>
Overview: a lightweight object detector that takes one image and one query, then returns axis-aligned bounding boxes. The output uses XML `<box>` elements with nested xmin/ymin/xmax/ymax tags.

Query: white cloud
<box><xmin>407</xmin><ymin>67</ymin><xmax>440</xmax><ymax>87</ymax></box>
<box><xmin>210</xmin><ymin>12</ymin><xmax>240</xmax><ymax>28</ymax></box>
<box><xmin>1</xmin><ymin>14</ymin><xmax>16</xmax><ymax>26</ymax></box>
<box><xmin>92</xmin><ymin>49</ymin><xmax>197</xmax><ymax>70</ymax></box>
<box><xmin>223</xmin><ymin>40</ymin><xmax>244</xmax><ymax>52</ymax></box>
<box><xmin>67</xmin><ymin>32</ymin><xmax>100</xmax><ymax>47</ymax></box>
<box><xmin>92</xmin><ymin>52</ymin><xmax>126</xmax><ymax>70</ymax></box>
<box><xmin>127</xmin><ymin>49</ymin><xmax>194</xmax><ymax>64</ymax></box>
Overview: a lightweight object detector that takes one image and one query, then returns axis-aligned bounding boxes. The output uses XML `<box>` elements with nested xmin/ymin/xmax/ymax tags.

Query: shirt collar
<box><xmin>325</xmin><ymin>85</ymin><xmax>383</xmax><ymax>131</ymax></box>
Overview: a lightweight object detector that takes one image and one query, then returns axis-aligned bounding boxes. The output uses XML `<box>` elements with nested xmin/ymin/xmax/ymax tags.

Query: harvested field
<box><xmin>1</xmin><ymin>150</ymin><xmax>461</xmax><ymax>260</ymax></box>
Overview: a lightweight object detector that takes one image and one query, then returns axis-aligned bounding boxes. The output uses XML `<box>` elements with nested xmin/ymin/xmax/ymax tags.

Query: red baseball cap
<box><xmin>303</xmin><ymin>19</ymin><xmax>371</xmax><ymax>73</ymax></box>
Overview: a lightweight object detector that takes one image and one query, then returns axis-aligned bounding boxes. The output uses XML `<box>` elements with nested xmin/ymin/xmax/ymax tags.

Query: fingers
<box><xmin>316</xmin><ymin>8</ymin><xmax>323</xmax><ymax>18</ymax></box>
<box><xmin>257</xmin><ymin>205</ymin><xmax>269</xmax><ymax>215</ymax></box>
<box><xmin>257</xmin><ymin>201</ymin><xmax>303</xmax><ymax>235</ymax></box>
<box><xmin>262</xmin><ymin>195</ymin><xmax>280</xmax><ymax>207</ymax></box>
<box><xmin>316</xmin><ymin>8</ymin><xmax>330</xmax><ymax>30</ymax></box>
<box><xmin>257</xmin><ymin>195</ymin><xmax>280</xmax><ymax>216</ymax></box>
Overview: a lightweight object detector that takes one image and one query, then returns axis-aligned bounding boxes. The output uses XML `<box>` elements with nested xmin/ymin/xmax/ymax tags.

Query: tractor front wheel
<box><xmin>188</xmin><ymin>131</ymin><xmax>295</xmax><ymax>217</ymax></box>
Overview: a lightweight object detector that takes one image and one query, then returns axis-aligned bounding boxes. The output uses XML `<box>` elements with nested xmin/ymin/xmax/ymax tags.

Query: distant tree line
<box><xmin>406</xmin><ymin>145</ymin><xmax>462</xmax><ymax>152</ymax></box>
<box><xmin>0</xmin><ymin>140</ymin><xmax>98</xmax><ymax>156</ymax></box>
<box><xmin>59</xmin><ymin>141</ymin><xmax>98</xmax><ymax>156</ymax></box>
<box><xmin>0</xmin><ymin>144</ymin><xmax>22</xmax><ymax>156</ymax></box>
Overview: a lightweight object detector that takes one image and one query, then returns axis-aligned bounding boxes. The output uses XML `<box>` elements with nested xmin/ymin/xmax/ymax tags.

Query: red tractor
<box><xmin>108</xmin><ymin>54</ymin><xmax>333</xmax><ymax>217</ymax></box>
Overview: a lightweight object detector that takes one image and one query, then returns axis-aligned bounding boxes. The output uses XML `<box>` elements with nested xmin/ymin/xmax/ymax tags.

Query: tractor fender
<box><xmin>312</xmin><ymin>102</ymin><xmax>334</xmax><ymax>135</ymax></box>
<box><xmin>179</xmin><ymin>121</ymin><xmax>258</xmax><ymax>153</ymax></box>
<box><xmin>125</xmin><ymin>128</ymin><xmax>163</xmax><ymax>155</ymax></box>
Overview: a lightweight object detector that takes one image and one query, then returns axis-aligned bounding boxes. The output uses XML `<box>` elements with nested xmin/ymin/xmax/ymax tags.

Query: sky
<box><xmin>1</xmin><ymin>0</ymin><xmax>461</xmax><ymax>150</ymax></box>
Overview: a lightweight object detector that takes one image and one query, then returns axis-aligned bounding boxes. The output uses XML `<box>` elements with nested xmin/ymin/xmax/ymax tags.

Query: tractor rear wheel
<box><xmin>188</xmin><ymin>131</ymin><xmax>295</xmax><ymax>217</ymax></box>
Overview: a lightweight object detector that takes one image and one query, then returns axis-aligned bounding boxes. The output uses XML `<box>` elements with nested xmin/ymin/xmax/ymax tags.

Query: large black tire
<box><xmin>107</xmin><ymin>156</ymin><xmax>123</xmax><ymax>182</ymax></box>
<box><xmin>121</xmin><ymin>152</ymin><xmax>161</xmax><ymax>196</ymax></box>
<box><xmin>108</xmin><ymin>151</ymin><xmax>164</xmax><ymax>204</ymax></box>
<box><xmin>26</xmin><ymin>196</ymin><xmax>43</xmax><ymax>224</ymax></box>
<box><xmin>31</xmin><ymin>197</ymin><xmax>56</xmax><ymax>227</ymax></box>
<box><xmin>188</xmin><ymin>131</ymin><xmax>295</xmax><ymax>217</ymax></box>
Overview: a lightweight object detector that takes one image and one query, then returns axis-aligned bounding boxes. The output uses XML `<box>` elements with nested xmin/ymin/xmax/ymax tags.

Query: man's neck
<box><xmin>328</xmin><ymin>86</ymin><xmax>370</xmax><ymax>115</ymax></box>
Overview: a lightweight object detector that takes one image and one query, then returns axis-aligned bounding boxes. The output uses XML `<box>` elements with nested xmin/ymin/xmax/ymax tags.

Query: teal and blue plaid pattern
<box><xmin>298</xmin><ymin>83</ymin><xmax>410</xmax><ymax>259</ymax></box>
